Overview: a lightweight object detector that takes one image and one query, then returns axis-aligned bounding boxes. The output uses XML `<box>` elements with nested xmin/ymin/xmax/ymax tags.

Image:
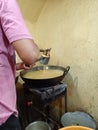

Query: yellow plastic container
<box><xmin>59</xmin><ymin>126</ymin><xmax>94</xmax><ymax>130</ymax></box>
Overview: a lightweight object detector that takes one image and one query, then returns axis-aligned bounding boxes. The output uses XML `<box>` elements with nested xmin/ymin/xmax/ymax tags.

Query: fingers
<box><xmin>24</xmin><ymin>64</ymin><xmax>33</xmax><ymax>70</ymax></box>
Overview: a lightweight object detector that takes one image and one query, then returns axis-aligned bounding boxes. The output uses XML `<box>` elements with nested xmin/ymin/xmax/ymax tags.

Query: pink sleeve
<box><xmin>0</xmin><ymin>0</ymin><xmax>32</xmax><ymax>43</ymax></box>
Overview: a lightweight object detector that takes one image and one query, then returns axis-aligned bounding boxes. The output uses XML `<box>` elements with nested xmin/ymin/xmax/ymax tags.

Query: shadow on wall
<box><xmin>17</xmin><ymin>0</ymin><xmax>46</xmax><ymax>23</ymax></box>
<box><xmin>63</xmin><ymin>72</ymin><xmax>93</xmax><ymax>114</ymax></box>
<box><xmin>63</xmin><ymin>72</ymin><xmax>84</xmax><ymax>112</ymax></box>
<box><xmin>63</xmin><ymin>72</ymin><xmax>78</xmax><ymax>97</ymax></box>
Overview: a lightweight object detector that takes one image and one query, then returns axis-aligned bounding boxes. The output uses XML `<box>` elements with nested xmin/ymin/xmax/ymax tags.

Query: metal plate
<box><xmin>61</xmin><ymin>111</ymin><xmax>96</xmax><ymax>129</ymax></box>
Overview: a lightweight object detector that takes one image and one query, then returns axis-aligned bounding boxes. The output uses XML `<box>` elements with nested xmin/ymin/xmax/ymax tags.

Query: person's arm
<box><xmin>12</xmin><ymin>39</ymin><xmax>40</xmax><ymax>65</ymax></box>
<box><xmin>0</xmin><ymin>0</ymin><xmax>40</xmax><ymax>65</ymax></box>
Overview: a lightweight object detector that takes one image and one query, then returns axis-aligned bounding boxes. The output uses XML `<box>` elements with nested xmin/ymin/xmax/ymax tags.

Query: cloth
<box><xmin>0</xmin><ymin>0</ymin><xmax>32</xmax><ymax>125</ymax></box>
<box><xmin>0</xmin><ymin>115</ymin><xmax>21</xmax><ymax>130</ymax></box>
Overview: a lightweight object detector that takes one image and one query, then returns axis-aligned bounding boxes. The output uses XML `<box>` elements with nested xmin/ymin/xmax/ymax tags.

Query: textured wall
<box><xmin>17</xmin><ymin>0</ymin><xmax>98</xmax><ymax>124</ymax></box>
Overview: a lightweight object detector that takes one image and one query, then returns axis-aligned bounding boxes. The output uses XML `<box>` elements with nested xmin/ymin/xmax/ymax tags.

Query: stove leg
<box><xmin>65</xmin><ymin>88</ymin><xmax>67</xmax><ymax>112</ymax></box>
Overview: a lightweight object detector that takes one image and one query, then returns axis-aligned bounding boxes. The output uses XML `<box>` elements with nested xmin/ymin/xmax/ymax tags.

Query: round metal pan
<box><xmin>20</xmin><ymin>65</ymin><xmax>70</xmax><ymax>88</ymax></box>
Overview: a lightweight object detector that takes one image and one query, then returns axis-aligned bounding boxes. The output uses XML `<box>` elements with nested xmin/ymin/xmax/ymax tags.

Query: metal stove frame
<box><xmin>17</xmin><ymin>83</ymin><xmax>67</xmax><ymax>130</ymax></box>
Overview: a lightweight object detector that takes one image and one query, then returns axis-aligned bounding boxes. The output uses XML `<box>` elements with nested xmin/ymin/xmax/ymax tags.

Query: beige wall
<box><xmin>17</xmin><ymin>0</ymin><xmax>98</xmax><ymax>124</ymax></box>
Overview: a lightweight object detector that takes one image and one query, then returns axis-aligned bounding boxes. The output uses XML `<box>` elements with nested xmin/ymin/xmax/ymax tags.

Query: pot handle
<box><xmin>63</xmin><ymin>66</ymin><xmax>70</xmax><ymax>75</ymax></box>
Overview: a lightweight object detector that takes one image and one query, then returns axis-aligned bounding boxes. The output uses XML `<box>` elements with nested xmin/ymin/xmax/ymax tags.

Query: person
<box><xmin>0</xmin><ymin>0</ymin><xmax>40</xmax><ymax>129</ymax></box>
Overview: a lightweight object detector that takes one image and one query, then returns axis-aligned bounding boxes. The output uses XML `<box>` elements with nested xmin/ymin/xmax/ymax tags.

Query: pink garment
<box><xmin>0</xmin><ymin>0</ymin><xmax>32</xmax><ymax>125</ymax></box>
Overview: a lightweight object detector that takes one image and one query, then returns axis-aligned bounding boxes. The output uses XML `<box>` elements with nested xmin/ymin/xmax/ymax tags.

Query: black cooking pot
<box><xmin>20</xmin><ymin>65</ymin><xmax>70</xmax><ymax>88</ymax></box>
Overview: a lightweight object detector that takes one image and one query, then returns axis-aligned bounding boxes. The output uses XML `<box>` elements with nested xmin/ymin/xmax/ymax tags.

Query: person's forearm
<box><xmin>12</xmin><ymin>39</ymin><xmax>40</xmax><ymax>65</ymax></box>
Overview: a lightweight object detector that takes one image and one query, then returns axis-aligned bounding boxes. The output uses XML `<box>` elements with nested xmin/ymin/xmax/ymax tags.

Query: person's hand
<box><xmin>22</xmin><ymin>64</ymin><xmax>33</xmax><ymax>70</ymax></box>
<box><xmin>16</xmin><ymin>62</ymin><xmax>35</xmax><ymax>70</ymax></box>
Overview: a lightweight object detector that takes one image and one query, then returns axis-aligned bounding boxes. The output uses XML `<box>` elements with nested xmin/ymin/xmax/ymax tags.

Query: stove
<box><xmin>23</xmin><ymin>83</ymin><xmax>67</xmax><ymax>107</ymax></box>
<box><xmin>18</xmin><ymin>83</ymin><xmax>67</xmax><ymax>130</ymax></box>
